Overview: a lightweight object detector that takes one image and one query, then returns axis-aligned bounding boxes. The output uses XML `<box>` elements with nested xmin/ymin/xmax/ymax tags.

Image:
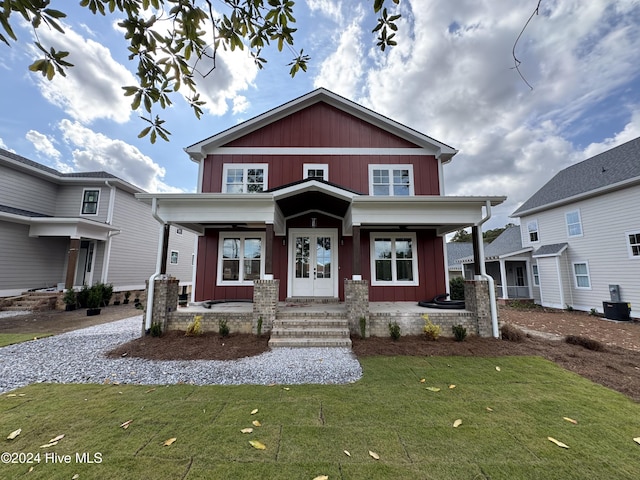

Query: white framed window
<box><xmin>527</xmin><ymin>219</ymin><xmax>539</xmax><ymax>243</ymax></box>
<box><xmin>626</xmin><ymin>230</ymin><xmax>640</xmax><ymax>258</ymax></box>
<box><xmin>176</xmin><ymin>228</ymin><xmax>183</xmax><ymax>235</ymax></box>
<box><xmin>573</xmin><ymin>262</ymin><xmax>591</xmax><ymax>289</ymax></box>
<box><xmin>303</xmin><ymin>163</ymin><xmax>328</xmax><ymax>181</ymax></box>
<box><xmin>370</xmin><ymin>233</ymin><xmax>418</xmax><ymax>286</ymax></box>
<box><xmin>565</xmin><ymin>210</ymin><xmax>583</xmax><ymax>237</ymax></box>
<box><xmin>368</xmin><ymin>165</ymin><xmax>414</xmax><ymax>196</ymax></box>
<box><xmin>222</xmin><ymin>164</ymin><xmax>268</xmax><ymax>193</ymax></box>
<box><xmin>532</xmin><ymin>264</ymin><xmax>540</xmax><ymax>286</ymax></box>
<box><xmin>170</xmin><ymin>250</ymin><xmax>179</xmax><ymax>265</ymax></box>
<box><xmin>81</xmin><ymin>188</ymin><xmax>100</xmax><ymax>215</ymax></box>
<box><xmin>217</xmin><ymin>233</ymin><xmax>265</xmax><ymax>285</ymax></box>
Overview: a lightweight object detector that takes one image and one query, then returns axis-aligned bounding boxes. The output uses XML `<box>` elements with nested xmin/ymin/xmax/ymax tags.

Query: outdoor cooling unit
<box><xmin>602</xmin><ymin>284</ymin><xmax>631</xmax><ymax>321</ymax></box>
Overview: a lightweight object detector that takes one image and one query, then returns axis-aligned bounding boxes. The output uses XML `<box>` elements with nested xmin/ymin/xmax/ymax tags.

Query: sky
<box><xmin>1</xmin><ymin>0</ymin><xmax>639</xmax><ymax>230</ymax></box>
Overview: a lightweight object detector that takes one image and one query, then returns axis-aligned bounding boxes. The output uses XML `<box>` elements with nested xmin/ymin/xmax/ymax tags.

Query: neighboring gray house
<box><xmin>511</xmin><ymin>137</ymin><xmax>640</xmax><ymax>317</ymax></box>
<box><xmin>459</xmin><ymin>226</ymin><xmax>534</xmax><ymax>301</ymax></box>
<box><xmin>0</xmin><ymin>148</ymin><xmax>195</xmax><ymax>298</ymax></box>
<box><xmin>445</xmin><ymin>242</ymin><xmax>473</xmax><ymax>279</ymax></box>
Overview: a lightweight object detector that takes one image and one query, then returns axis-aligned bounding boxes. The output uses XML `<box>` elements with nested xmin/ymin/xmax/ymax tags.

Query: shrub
<box><xmin>565</xmin><ymin>304</ymin><xmax>574</xmax><ymax>312</ymax></box>
<box><xmin>589</xmin><ymin>308</ymin><xmax>598</xmax><ymax>316</ymax></box>
<box><xmin>509</xmin><ymin>299</ymin><xmax>538</xmax><ymax>310</ymax></box>
<box><xmin>449</xmin><ymin>276</ymin><xmax>465</xmax><ymax>301</ymax></box>
<box><xmin>185</xmin><ymin>315</ymin><xmax>203</xmax><ymax>336</ymax></box>
<box><xmin>62</xmin><ymin>288</ymin><xmax>77</xmax><ymax>307</ymax></box>
<box><xmin>219</xmin><ymin>319</ymin><xmax>230</xmax><ymax>337</ymax></box>
<box><xmin>150</xmin><ymin>322</ymin><xmax>162</xmax><ymax>337</ymax></box>
<box><xmin>388</xmin><ymin>321</ymin><xmax>401</xmax><ymax>341</ymax></box>
<box><xmin>422</xmin><ymin>314</ymin><xmax>441</xmax><ymax>341</ymax></box>
<box><xmin>566</xmin><ymin>335</ymin><xmax>605</xmax><ymax>352</ymax></box>
<box><xmin>77</xmin><ymin>285</ymin><xmax>90</xmax><ymax>308</ymax></box>
<box><xmin>86</xmin><ymin>288</ymin><xmax>102</xmax><ymax>309</ymax></box>
<box><xmin>359</xmin><ymin>316</ymin><xmax>367</xmax><ymax>338</ymax></box>
<box><xmin>500</xmin><ymin>323</ymin><xmax>526</xmax><ymax>342</ymax></box>
<box><xmin>452</xmin><ymin>324</ymin><xmax>467</xmax><ymax>342</ymax></box>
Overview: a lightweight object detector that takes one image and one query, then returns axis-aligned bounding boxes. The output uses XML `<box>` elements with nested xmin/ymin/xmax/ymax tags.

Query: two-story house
<box><xmin>0</xmin><ymin>148</ymin><xmax>195</xmax><ymax>299</ymax></box>
<box><xmin>511</xmin><ymin>137</ymin><xmax>640</xmax><ymax>318</ymax></box>
<box><xmin>137</xmin><ymin>89</ymin><xmax>505</xmax><ymax>312</ymax></box>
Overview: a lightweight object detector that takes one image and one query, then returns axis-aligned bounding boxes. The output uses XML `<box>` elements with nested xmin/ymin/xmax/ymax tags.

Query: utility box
<box><xmin>602</xmin><ymin>301</ymin><xmax>631</xmax><ymax>321</ymax></box>
<box><xmin>608</xmin><ymin>284</ymin><xmax>621</xmax><ymax>302</ymax></box>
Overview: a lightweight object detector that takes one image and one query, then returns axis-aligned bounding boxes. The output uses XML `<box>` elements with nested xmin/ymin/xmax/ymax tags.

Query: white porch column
<box><xmin>499</xmin><ymin>259</ymin><xmax>508</xmax><ymax>299</ymax></box>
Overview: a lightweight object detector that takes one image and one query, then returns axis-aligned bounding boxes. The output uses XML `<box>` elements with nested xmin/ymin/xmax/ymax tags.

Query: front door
<box><xmin>289</xmin><ymin>229</ymin><xmax>337</xmax><ymax>297</ymax></box>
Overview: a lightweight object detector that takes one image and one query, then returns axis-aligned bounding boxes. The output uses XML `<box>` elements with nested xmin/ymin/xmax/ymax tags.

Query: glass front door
<box><xmin>289</xmin><ymin>229</ymin><xmax>337</xmax><ymax>297</ymax></box>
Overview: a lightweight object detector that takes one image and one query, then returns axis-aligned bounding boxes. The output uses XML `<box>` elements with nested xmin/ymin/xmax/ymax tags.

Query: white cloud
<box><xmin>0</xmin><ymin>138</ymin><xmax>13</xmax><ymax>152</ymax></box>
<box><xmin>232</xmin><ymin>95</ymin><xmax>250</xmax><ymax>115</ymax></box>
<box><xmin>32</xmin><ymin>24</ymin><xmax>137</xmax><ymax>124</ymax></box>
<box><xmin>25</xmin><ymin>130</ymin><xmax>61</xmax><ymax>160</ymax></box>
<box><xmin>58</xmin><ymin>119</ymin><xmax>182</xmax><ymax>193</ymax></box>
<box><xmin>306</xmin><ymin>0</ymin><xmax>345</xmax><ymax>23</ymax></box>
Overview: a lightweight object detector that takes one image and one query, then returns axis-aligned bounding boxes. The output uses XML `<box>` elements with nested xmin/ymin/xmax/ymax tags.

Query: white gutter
<box><xmin>475</xmin><ymin>200</ymin><xmax>499</xmax><ymax>338</ymax></box>
<box><xmin>145</xmin><ymin>197</ymin><xmax>166</xmax><ymax>331</ymax></box>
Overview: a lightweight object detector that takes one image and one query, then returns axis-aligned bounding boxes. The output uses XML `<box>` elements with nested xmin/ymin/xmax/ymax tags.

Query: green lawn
<box><xmin>2</xmin><ymin>356</ymin><xmax>640</xmax><ymax>479</ymax></box>
<box><xmin>0</xmin><ymin>333</ymin><xmax>51</xmax><ymax>347</ymax></box>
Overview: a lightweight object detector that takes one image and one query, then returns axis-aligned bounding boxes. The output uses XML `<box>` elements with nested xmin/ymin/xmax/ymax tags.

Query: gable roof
<box><xmin>185</xmin><ymin>88</ymin><xmax>458</xmax><ymax>163</ymax></box>
<box><xmin>446</xmin><ymin>242</ymin><xmax>474</xmax><ymax>271</ymax></box>
<box><xmin>458</xmin><ymin>225</ymin><xmax>531</xmax><ymax>263</ymax></box>
<box><xmin>512</xmin><ymin>137</ymin><xmax>640</xmax><ymax>216</ymax></box>
<box><xmin>532</xmin><ymin>243</ymin><xmax>569</xmax><ymax>258</ymax></box>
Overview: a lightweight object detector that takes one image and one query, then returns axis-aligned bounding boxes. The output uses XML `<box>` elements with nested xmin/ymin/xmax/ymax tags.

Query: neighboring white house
<box><xmin>511</xmin><ymin>137</ymin><xmax>640</xmax><ymax>318</ymax></box>
<box><xmin>0</xmin><ymin>148</ymin><xmax>195</xmax><ymax>297</ymax></box>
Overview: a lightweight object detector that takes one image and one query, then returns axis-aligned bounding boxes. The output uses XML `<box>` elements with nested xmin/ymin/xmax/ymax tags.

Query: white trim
<box><xmin>572</xmin><ymin>261</ymin><xmax>591</xmax><ymax>289</ymax></box>
<box><xmin>80</xmin><ymin>188</ymin><xmax>101</xmax><ymax>216</ymax></box>
<box><xmin>211</xmin><ymin>147</ymin><xmax>431</xmax><ymax>156</ymax></box>
<box><xmin>221</xmin><ymin>164</ymin><xmax>268</xmax><ymax>193</ymax></box>
<box><xmin>369</xmin><ymin>232</ymin><xmax>419</xmax><ymax>286</ymax></box>
<box><xmin>303</xmin><ymin>163</ymin><xmax>329</xmax><ymax>181</ymax></box>
<box><xmin>217</xmin><ymin>232</ymin><xmax>266</xmax><ymax>286</ymax></box>
<box><xmin>368</xmin><ymin>164</ymin><xmax>415</xmax><ymax>196</ymax></box>
<box><xmin>565</xmin><ymin>209</ymin><xmax>583</xmax><ymax>237</ymax></box>
<box><xmin>170</xmin><ymin>250</ymin><xmax>179</xmax><ymax>265</ymax></box>
<box><xmin>626</xmin><ymin>229</ymin><xmax>640</xmax><ymax>259</ymax></box>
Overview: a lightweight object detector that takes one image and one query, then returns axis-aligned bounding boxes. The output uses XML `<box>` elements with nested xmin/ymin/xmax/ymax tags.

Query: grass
<box><xmin>2</xmin><ymin>356</ymin><xmax>640</xmax><ymax>479</ymax></box>
<box><xmin>0</xmin><ymin>333</ymin><xmax>51</xmax><ymax>347</ymax></box>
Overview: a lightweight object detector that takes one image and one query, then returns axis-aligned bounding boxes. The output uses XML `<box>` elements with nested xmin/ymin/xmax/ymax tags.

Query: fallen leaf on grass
<box><xmin>72</xmin><ymin>475</ymin><xmax>79</xmax><ymax>480</ymax></box>
<box><xmin>343</xmin><ymin>450</ymin><xmax>351</xmax><ymax>457</ymax></box>
<box><xmin>145</xmin><ymin>388</ymin><xmax>156</xmax><ymax>394</ymax></box>
<box><xmin>453</xmin><ymin>419</ymin><xmax>462</xmax><ymax>428</ymax></box>
<box><xmin>313</xmin><ymin>476</ymin><xmax>329</xmax><ymax>480</ymax></box>
<box><xmin>48</xmin><ymin>434</ymin><xmax>65</xmax><ymax>443</ymax></box>
<box><xmin>419</xmin><ymin>378</ymin><xmax>426</xmax><ymax>383</ymax></box>
<box><xmin>425</xmin><ymin>387</ymin><xmax>441</xmax><ymax>392</ymax></box>
<box><xmin>252</xmin><ymin>420</ymin><xmax>261</xmax><ymax>427</ymax></box>
<box><xmin>7</xmin><ymin>428</ymin><xmax>21</xmax><ymax>440</ymax></box>
<box><xmin>547</xmin><ymin>437</ymin><xmax>569</xmax><ymax>449</ymax></box>
<box><xmin>449</xmin><ymin>384</ymin><xmax>456</xmax><ymax>389</ymax></box>
<box><xmin>28</xmin><ymin>466</ymin><xmax>34</xmax><ymax>473</ymax></box>
<box><xmin>369</xmin><ymin>450</ymin><xmax>380</xmax><ymax>460</ymax></box>
<box><xmin>120</xmin><ymin>420</ymin><xmax>133</xmax><ymax>429</ymax></box>
<box><xmin>283</xmin><ymin>387</ymin><xmax>290</xmax><ymax>391</ymax></box>
<box><xmin>563</xmin><ymin>417</ymin><xmax>578</xmax><ymax>425</ymax></box>
<box><xmin>40</xmin><ymin>441</ymin><xmax>59</xmax><ymax>448</ymax></box>
<box><xmin>486</xmin><ymin>407</ymin><xmax>494</xmax><ymax>412</ymax></box>
<box><xmin>633</xmin><ymin>437</ymin><xmax>640</xmax><ymax>445</ymax></box>
<box><xmin>249</xmin><ymin>440</ymin><xmax>266</xmax><ymax>450</ymax></box>
<box><xmin>251</xmin><ymin>409</ymin><xmax>259</xmax><ymax>415</ymax></box>
<box><xmin>495</xmin><ymin>366</ymin><xmax>501</xmax><ymax>372</ymax></box>
<box><xmin>163</xmin><ymin>437</ymin><xmax>177</xmax><ymax>446</ymax></box>
<box><xmin>241</xmin><ymin>428</ymin><xmax>254</xmax><ymax>434</ymax></box>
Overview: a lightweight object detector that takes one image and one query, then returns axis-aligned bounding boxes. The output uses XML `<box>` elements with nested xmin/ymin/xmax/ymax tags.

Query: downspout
<box><xmin>145</xmin><ymin>197</ymin><xmax>166</xmax><ymax>331</ymax></box>
<box><xmin>101</xmin><ymin>181</ymin><xmax>119</xmax><ymax>283</ymax></box>
<box><xmin>476</xmin><ymin>200</ymin><xmax>499</xmax><ymax>338</ymax></box>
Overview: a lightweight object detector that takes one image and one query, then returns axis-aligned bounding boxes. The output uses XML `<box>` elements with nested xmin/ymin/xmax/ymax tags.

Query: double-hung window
<box><xmin>368</xmin><ymin>165</ymin><xmax>414</xmax><ymax>196</ymax></box>
<box><xmin>527</xmin><ymin>219</ymin><xmax>539</xmax><ymax>243</ymax></box>
<box><xmin>532</xmin><ymin>264</ymin><xmax>540</xmax><ymax>286</ymax></box>
<box><xmin>218</xmin><ymin>234</ymin><xmax>264</xmax><ymax>284</ymax></box>
<box><xmin>222</xmin><ymin>164</ymin><xmax>268</xmax><ymax>193</ymax></box>
<box><xmin>626</xmin><ymin>230</ymin><xmax>640</xmax><ymax>258</ymax></box>
<box><xmin>170</xmin><ymin>251</ymin><xmax>179</xmax><ymax>265</ymax></box>
<box><xmin>81</xmin><ymin>189</ymin><xmax>100</xmax><ymax>215</ymax></box>
<box><xmin>566</xmin><ymin>210</ymin><xmax>583</xmax><ymax>237</ymax></box>
<box><xmin>573</xmin><ymin>262</ymin><xmax>591</xmax><ymax>289</ymax></box>
<box><xmin>303</xmin><ymin>163</ymin><xmax>328</xmax><ymax>181</ymax></box>
<box><xmin>370</xmin><ymin>233</ymin><xmax>418</xmax><ymax>285</ymax></box>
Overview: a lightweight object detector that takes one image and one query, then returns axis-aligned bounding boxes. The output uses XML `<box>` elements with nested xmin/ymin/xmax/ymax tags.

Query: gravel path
<box><xmin>0</xmin><ymin>316</ymin><xmax>362</xmax><ymax>394</ymax></box>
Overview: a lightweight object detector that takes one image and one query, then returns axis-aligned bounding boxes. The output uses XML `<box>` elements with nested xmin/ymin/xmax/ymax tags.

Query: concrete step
<box><xmin>268</xmin><ymin>337</ymin><xmax>352</xmax><ymax>348</ymax></box>
<box><xmin>271</xmin><ymin>327</ymin><xmax>350</xmax><ymax>338</ymax></box>
<box><xmin>2</xmin><ymin>305</ymin><xmax>35</xmax><ymax>312</ymax></box>
<box><xmin>284</xmin><ymin>297</ymin><xmax>341</xmax><ymax>304</ymax></box>
<box><xmin>272</xmin><ymin>318</ymin><xmax>347</xmax><ymax>329</ymax></box>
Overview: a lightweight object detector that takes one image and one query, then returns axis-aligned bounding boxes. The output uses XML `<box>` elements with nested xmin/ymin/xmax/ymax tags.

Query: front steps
<box><xmin>0</xmin><ymin>292</ymin><xmax>58</xmax><ymax>312</ymax></box>
<box><xmin>268</xmin><ymin>309</ymin><xmax>351</xmax><ymax>348</ymax></box>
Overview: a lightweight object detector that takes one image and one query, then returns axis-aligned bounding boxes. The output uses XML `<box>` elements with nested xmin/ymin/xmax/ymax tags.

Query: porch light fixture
<box><xmin>311</xmin><ymin>217</ymin><xmax>317</xmax><ymax>228</ymax></box>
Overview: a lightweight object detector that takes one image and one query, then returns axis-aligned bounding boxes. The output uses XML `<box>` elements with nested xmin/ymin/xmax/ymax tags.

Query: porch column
<box><xmin>472</xmin><ymin>226</ymin><xmax>482</xmax><ymax>276</ymax></box>
<box><xmin>265</xmin><ymin>224</ymin><xmax>274</xmax><ymax>275</ymax></box>
<box><xmin>499</xmin><ymin>259</ymin><xmax>508</xmax><ymax>299</ymax></box>
<box><xmin>160</xmin><ymin>224</ymin><xmax>170</xmax><ymax>274</ymax></box>
<box><xmin>525</xmin><ymin>258</ymin><xmax>533</xmax><ymax>298</ymax></box>
<box><xmin>65</xmin><ymin>238</ymin><xmax>81</xmax><ymax>289</ymax></box>
<box><xmin>352</xmin><ymin>225</ymin><xmax>361</xmax><ymax>278</ymax></box>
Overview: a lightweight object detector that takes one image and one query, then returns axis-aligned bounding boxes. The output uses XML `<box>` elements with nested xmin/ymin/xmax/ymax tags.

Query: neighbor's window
<box><xmin>303</xmin><ymin>163</ymin><xmax>328</xmax><ymax>181</ymax></box>
<box><xmin>218</xmin><ymin>234</ymin><xmax>264</xmax><ymax>284</ymax></box>
<box><xmin>222</xmin><ymin>164</ymin><xmax>268</xmax><ymax>193</ymax></box>
<box><xmin>81</xmin><ymin>189</ymin><xmax>100</xmax><ymax>215</ymax></box>
<box><xmin>627</xmin><ymin>230</ymin><xmax>640</xmax><ymax>258</ymax></box>
<box><xmin>573</xmin><ymin>262</ymin><xmax>591</xmax><ymax>289</ymax></box>
<box><xmin>527</xmin><ymin>219</ymin><xmax>539</xmax><ymax>242</ymax></box>
<box><xmin>368</xmin><ymin>165</ymin><xmax>414</xmax><ymax>196</ymax></box>
<box><xmin>370</xmin><ymin>233</ymin><xmax>418</xmax><ymax>285</ymax></box>
<box><xmin>170</xmin><ymin>250</ymin><xmax>179</xmax><ymax>265</ymax></box>
<box><xmin>176</xmin><ymin>228</ymin><xmax>183</xmax><ymax>235</ymax></box>
<box><xmin>566</xmin><ymin>210</ymin><xmax>583</xmax><ymax>237</ymax></box>
<box><xmin>532</xmin><ymin>264</ymin><xmax>540</xmax><ymax>286</ymax></box>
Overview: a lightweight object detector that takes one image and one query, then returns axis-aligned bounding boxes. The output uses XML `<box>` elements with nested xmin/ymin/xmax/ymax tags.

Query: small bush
<box><xmin>77</xmin><ymin>285</ymin><xmax>90</xmax><ymax>308</ymax></box>
<box><xmin>566</xmin><ymin>335</ymin><xmax>605</xmax><ymax>351</ymax></box>
<box><xmin>185</xmin><ymin>315</ymin><xmax>203</xmax><ymax>336</ymax></box>
<box><xmin>509</xmin><ymin>299</ymin><xmax>538</xmax><ymax>310</ymax></box>
<box><xmin>62</xmin><ymin>288</ymin><xmax>77</xmax><ymax>307</ymax></box>
<box><xmin>452</xmin><ymin>324</ymin><xmax>467</xmax><ymax>342</ymax></box>
<box><xmin>500</xmin><ymin>323</ymin><xmax>526</xmax><ymax>342</ymax></box>
<box><xmin>219</xmin><ymin>319</ymin><xmax>230</xmax><ymax>337</ymax></box>
<box><xmin>257</xmin><ymin>316</ymin><xmax>263</xmax><ymax>337</ymax></box>
<box><xmin>565</xmin><ymin>304</ymin><xmax>574</xmax><ymax>312</ymax></box>
<box><xmin>388</xmin><ymin>321</ymin><xmax>401</xmax><ymax>341</ymax></box>
<box><xmin>422</xmin><ymin>314</ymin><xmax>441</xmax><ymax>341</ymax></box>
<box><xmin>449</xmin><ymin>276</ymin><xmax>465</xmax><ymax>301</ymax></box>
<box><xmin>589</xmin><ymin>308</ymin><xmax>598</xmax><ymax>316</ymax></box>
<box><xmin>150</xmin><ymin>322</ymin><xmax>162</xmax><ymax>337</ymax></box>
<box><xmin>359</xmin><ymin>316</ymin><xmax>367</xmax><ymax>338</ymax></box>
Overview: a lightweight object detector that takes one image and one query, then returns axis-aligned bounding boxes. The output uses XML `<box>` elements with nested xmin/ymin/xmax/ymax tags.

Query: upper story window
<box><xmin>170</xmin><ymin>250</ymin><xmax>179</xmax><ymax>265</ymax></box>
<box><xmin>176</xmin><ymin>228</ymin><xmax>183</xmax><ymax>235</ymax></box>
<box><xmin>368</xmin><ymin>165</ymin><xmax>414</xmax><ymax>196</ymax></box>
<box><xmin>81</xmin><ymin>189</ymin><xmax>100</xmax><ymax>215</ymax></box>
<box><xmin>566</xmin><ymin>210</ymin><xmax>583</xmax><ymax>237</ymax></box>
<box><xmin>222</xmin><ymin>164</ymin><xmax>268</xmax><ymax>193</ymax></box>
<box><xmin>370</xmin><ymin>233</ymin><xmax>418</xmax><ymax>286</ymax></box>
<box><xmin>527</xmin><ymin>219</ymin><xmax>539</xmax><ymax>243</ymax></box>
<box><xmin>627</xmin><ymin>230</ymin><xmax>640</xmax><ymax>258</ymax></box>
<box><xmin>304</xmin><ymin>163</ymin><xmax>328</xmax><ymax>181</ymax></box>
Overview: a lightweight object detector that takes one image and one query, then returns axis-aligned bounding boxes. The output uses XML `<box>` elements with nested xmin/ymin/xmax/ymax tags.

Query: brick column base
<box><xmin>253</xmin><ymin>279</ymin><xmax>279</xmax><ymax>334</ymax></box>
<box><xmin>464</xmin><ymin>280</ymin><xmax>494</xmax><ymax>337</ymax></box>
<box><xmin>143</xmin><ymin>276</ymin><xmax>179</xmax><ymax>335</ymax></box>
<box><xmin>345</xmin><ymin>279</ymin><xmax>369</xmax><ymax>336</ymax></box>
